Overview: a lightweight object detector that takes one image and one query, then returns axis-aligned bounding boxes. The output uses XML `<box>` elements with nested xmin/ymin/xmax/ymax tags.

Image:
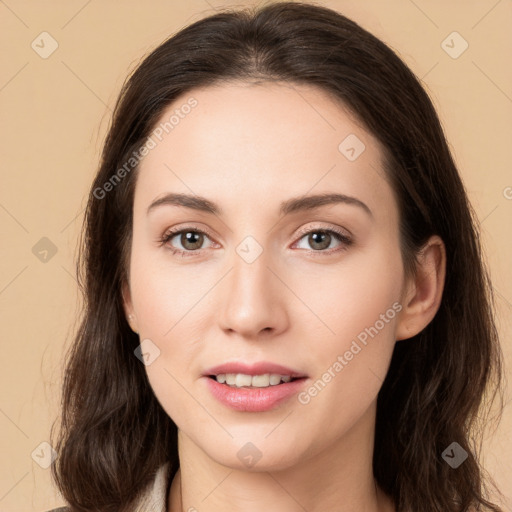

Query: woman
<box><xmin>48</xmin><ymin>2</ymin><xmax>505</xmax><ymax>511</ymax></box>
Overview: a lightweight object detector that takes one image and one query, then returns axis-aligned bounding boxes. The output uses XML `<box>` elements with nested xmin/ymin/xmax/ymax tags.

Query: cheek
<box><xmin>145</xmin><ymin>363</ymin><xmax>194</xmax><ymax>428</ymax></box>
<box><xmin>291</xmin><ymin>245</ymin><xmax>403</xmax><ymax>410</ymax></box>
<box><xmin>128</xmin><ymin>245</ymin><xmax>215</xmax><ymax>427</ymax></box>
<box><xmin>293</xmin><ymin>248</ymin><xmax>403</xmax><ymax>431</ymax></box>
<box><xmin>292</xmin><ymin>241</ymin><xmax>403</xmax><ymax>352</ymax></box>
<box><xmin>129</xmin><ymin>241</ymin><xmax>207</xmax><ymax>336</ymax></box>
<box><xmin>328</xmin><ymin>270</ymin><xmax>401</xmax><ymax>351</ymax></box>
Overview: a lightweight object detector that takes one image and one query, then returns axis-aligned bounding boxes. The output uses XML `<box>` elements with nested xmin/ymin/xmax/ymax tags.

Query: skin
<box><xmin>123</xmin><ymin>81</ymin><xmax>446</xmax><ymax>512</ymax></box>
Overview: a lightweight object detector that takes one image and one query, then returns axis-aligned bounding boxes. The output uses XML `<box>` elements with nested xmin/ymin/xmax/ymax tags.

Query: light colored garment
<box><xmin>45</xmin><ymin>462</ymin><xmax>171</xmax><ymax>512</ymax></box>
<box><xmin>133</xmin><ymin>462</ymin><xmax>170</xmax><ymax>512</ymax></box>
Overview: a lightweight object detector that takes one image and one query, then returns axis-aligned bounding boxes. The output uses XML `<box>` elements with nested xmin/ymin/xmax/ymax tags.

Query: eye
<box><xmin>159</xmin><ymin>227</ymin><xmax>215</xmax><ymax>257</ymax></box>
<box><xmin>293</xmin><ymin>227</ymin><xmax>352</xmax><ymax>253</ymax></box>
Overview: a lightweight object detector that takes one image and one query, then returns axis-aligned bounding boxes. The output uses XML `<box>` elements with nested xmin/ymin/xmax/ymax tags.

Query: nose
<box><xmin>217</xmin><ymin>246</ymin><xmax>289</xmax><ymax>340</ymax></box>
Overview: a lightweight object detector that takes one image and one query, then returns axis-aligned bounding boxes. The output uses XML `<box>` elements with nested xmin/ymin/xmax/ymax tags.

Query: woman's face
<box><xmin>124</xmin><ymin>81</ymin><xmax>408</xmax><ymax>470</ymax></box>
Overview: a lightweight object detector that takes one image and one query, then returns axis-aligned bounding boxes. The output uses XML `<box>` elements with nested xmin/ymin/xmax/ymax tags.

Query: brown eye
<box><xmin>307</xmin><ymin>231</ymin><xmax>332</xmax><ymax>250</ymax></box>
<box><xmin>178</xmin><ymin>231</ymin><xmax>205</xmax><ymax>251</ymax></box>
<box><xmin>161</xmin><ymin>228</ymin><xmax>214</xmax><ymax>255</ymax></box>
<box><xmin>295</xmin><ymin>229</ymin><xmax>352</xmax><ymax>252</ymax></box>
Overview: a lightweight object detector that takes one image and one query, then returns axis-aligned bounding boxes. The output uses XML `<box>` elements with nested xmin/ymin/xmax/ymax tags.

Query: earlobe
<box><xmin>121</xmin><ymin>281</ymin><xmax>138</xmax><ymax>334</ymax></box>
<box><xmin>395</xmin><ymin>235</ymin><xmax>446</xmax><ymax>341</ymax></box>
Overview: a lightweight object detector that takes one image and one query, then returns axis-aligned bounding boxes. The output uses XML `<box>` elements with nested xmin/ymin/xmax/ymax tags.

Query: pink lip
<box><xmin>204</xmin><ymin>376</ymin><xmax>308</xmax><ymax>412</ymax></box>
<box><xmin>203</xmin><ymin>361</ymin><xmax>307</xmax><ymax>378</ymax></box>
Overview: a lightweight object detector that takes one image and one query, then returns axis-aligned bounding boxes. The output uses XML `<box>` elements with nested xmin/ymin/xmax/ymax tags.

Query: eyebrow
<box><xmin>146</xmin><ymin>192</ymin><xmax>373</xmax><ymax>218</ymax></box>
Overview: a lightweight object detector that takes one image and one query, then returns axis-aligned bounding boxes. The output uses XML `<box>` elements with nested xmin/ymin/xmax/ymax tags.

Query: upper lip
<box><xmin>203</xmin><ymin>361</ymin><xmax>308</xmax><ymax>378</ymax></box>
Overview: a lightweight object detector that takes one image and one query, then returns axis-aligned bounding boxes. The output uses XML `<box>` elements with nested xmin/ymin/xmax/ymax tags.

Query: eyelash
<box><xmin>158</xmin><ymin>224</ymin><xmax>353</xmax><ymax>258</ymax></box>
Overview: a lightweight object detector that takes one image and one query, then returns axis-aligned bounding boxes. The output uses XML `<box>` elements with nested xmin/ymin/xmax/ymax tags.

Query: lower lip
<box><xmin>204</xmin><ymin>376</ymin><xmax>308</xmax><ymax>412</ymax></box>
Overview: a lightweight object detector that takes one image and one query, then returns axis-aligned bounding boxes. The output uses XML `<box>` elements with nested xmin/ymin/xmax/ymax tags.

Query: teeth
<box><xmin>214</xmin><ymin>373</ymin><xmax>295</xmax><ymax>387</ymax></box>
<box><xmin>269</xmin><ymin>374</ymin><xmax>281</xmax><ymax>385</ymax></box>
<box><xmin>235</xmin><ymin>374</ymin><xmax>252</xmax><ymax>387</ymax></box>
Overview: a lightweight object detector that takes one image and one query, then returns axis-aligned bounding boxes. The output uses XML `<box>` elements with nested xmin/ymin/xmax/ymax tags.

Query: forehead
<box><xmin>134</xmin><ymin>81</ymin><xmax>396</xmax><ymax>223</ymax></box>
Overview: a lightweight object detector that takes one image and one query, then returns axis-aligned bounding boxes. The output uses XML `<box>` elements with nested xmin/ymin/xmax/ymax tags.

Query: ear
<box><xmin>395</xmin><ymin>235</ymin><xmax>446</xmax><ymax>341</ymax></box>
<box><xmin>122</xmin><ymin>280</ymin><xmax>138</xmax><ymax>334</ymax></box>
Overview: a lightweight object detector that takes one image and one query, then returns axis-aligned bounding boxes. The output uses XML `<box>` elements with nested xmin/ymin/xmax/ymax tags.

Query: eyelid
<box><xmin>293</xmin><ymin>223</ymin><xmax>352</xmax><ymax>241</ymax></box>
<box><xmin>163</xmin><ymin>223</ymin><xmax>216</xmax><ymax>240</ymax></box>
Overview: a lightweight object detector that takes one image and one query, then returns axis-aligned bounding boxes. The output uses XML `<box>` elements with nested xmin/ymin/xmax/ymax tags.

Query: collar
<box><xmin>133</xmin><ymin>461</ymin><xmax>170</xmax><ymax>512</ymax></box>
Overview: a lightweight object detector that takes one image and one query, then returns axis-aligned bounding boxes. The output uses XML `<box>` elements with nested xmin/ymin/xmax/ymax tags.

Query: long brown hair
<box><xmin>51</xmin><ymin>2</ymin><xmax>506</xmax><ymax>510</ymax></box>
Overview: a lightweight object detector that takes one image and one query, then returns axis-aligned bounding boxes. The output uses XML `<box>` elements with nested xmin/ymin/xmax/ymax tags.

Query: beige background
<box><xmin>0</xmin><ymin>1</ymin><xmax>511</xmax><ymax>510</ymax></box>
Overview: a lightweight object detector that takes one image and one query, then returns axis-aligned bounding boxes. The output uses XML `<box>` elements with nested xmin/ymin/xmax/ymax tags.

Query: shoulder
<box><xmin>43</xmin><ymin>462</ymin><xmax>171</xmax><ymax>512</ymax></box>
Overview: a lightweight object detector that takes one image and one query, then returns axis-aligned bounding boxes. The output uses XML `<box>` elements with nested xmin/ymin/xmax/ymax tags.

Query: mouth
<box><xmin>204</xmin><ymin>372</ymin><xmax>309</xmax><ymax>412</ymax></box>
<box><xmin>207</xmin><ymin>373</ymin><xmax>305</xmax><ymax>388</ymax></box>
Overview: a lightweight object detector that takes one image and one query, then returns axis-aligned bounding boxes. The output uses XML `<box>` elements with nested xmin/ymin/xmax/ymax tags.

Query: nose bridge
<box><xmin>217</xmin><ymin>234</ymin><xmax>286</xmax><ymax>336</ymax></box>
<box><xmin>231</xmin><ymin>241</ymin><xmax>270</xmax><ymax>299</ymax></box>
<box><xmin>226</xmin><ymin>217</ymin><xmax>274</xmax><ymax>297</ymax></box>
